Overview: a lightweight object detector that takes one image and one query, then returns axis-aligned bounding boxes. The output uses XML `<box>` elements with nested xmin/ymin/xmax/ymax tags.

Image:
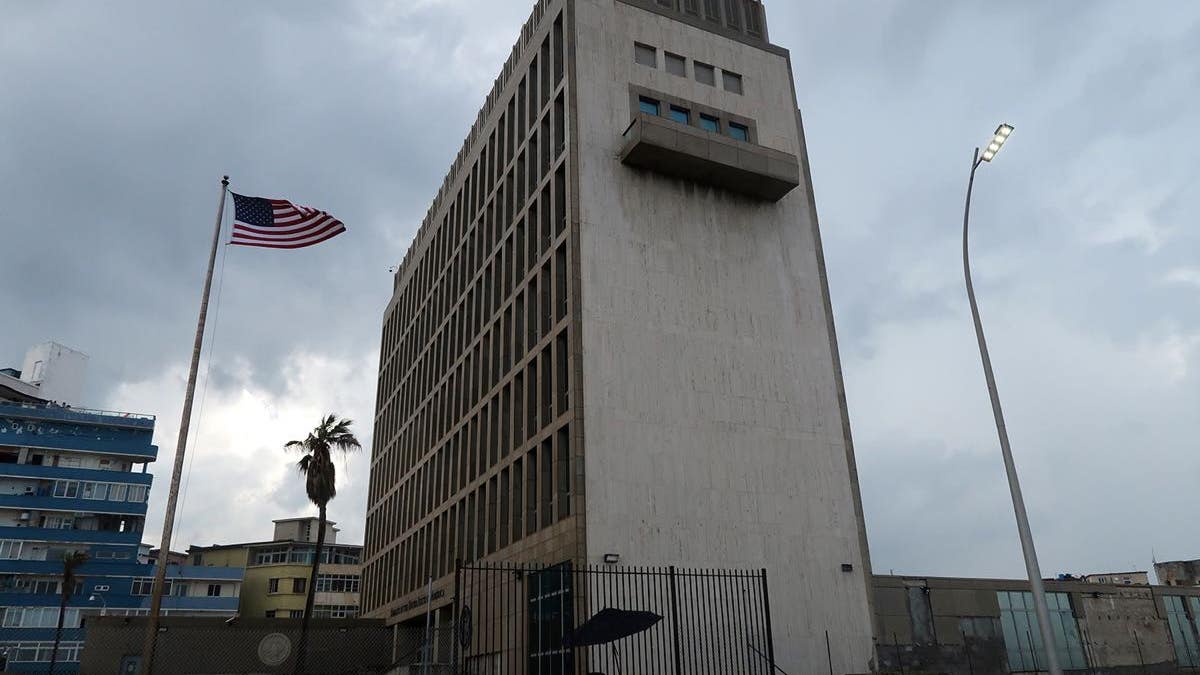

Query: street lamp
<box><xmin>962</xmin><ymin>124</ymin><xmax>1063</xmax><ymax>675</ymax></box>
<box><xmin>89</xmin><ymin>593</ymin><xmax>107</xmax><ymax>617</ymax></box>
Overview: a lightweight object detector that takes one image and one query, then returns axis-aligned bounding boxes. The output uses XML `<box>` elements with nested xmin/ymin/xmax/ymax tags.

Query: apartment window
<box><xmin>207</xmin><ymin>584</ymin><xmax>221</xmax><ymax>597</ymax></box>
<box><xmin>293</xmin><ymin>578</ymin><xmax>307</xmax><ymax>594</ymax></box>
<box><xmin>0</xmin><ymin>540</ymin><xmax>22</xmax><ymax>559</ymax></box>
<box><xmin>722</xmin><ymin>70</ymin><xmax>744</xmax><ymax>94</ymax></box>
<box><xmin>268</xmin><ymin>578</ymin><xmax>280</xmax><ymax>594</ymax></box>
<box><xmin>665</xmin><ymin>52</ymin><xmax>686</xmax><ymax>77</ymax></box>
<box><xmin>728</xmin><ymin>122</ymin><xmax>749</xmax><ymax>142</ymax></box>
<box><xmin>669</xmin><ymin>105</ymin><xmax>689</xmax><ymax>125</ymax></box>
<box><xmin>699</xmin><ymin>114</ymin><xmax>720</xmax><ymax>133</ymax></box>
<box><xmin>634</xmin><ymin>43</ymin><xmax>657</xmax><ymax>68</ymax></box>
<box><xmin>289</xmin><ymin>609</ymin><xmax>304</xmax><ymax>618</ymax></box>
<box><xmin>638</xmin><ymin>97</ymin><xmax>660</xmax><ymax>116</ymax></box>
<box><xmin>695</xmin><ymin>62</ymin><xmax>716</xmax><ymax>86</ymax></box>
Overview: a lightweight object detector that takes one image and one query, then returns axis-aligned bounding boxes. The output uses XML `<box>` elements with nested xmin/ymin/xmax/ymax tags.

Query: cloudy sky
<box><xmin>1</xmin><ymin>1</ymin><xmax>1196</xmax><ymax>579</ymax></box>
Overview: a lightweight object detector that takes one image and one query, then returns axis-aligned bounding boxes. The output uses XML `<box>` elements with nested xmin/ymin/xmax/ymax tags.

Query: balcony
<box><xmin>620</xmin><ymin>112</ymin><xmax>800</xmax><ymax>202</ymax></box>
<box><xmin>0</xmin><ymin>400</ymin><xmax>154</xmax><ymax>430</ymax></box>
<box><xmin>0</xmin><ymin>493</ymin><xmax>147</xmax><ymax>515</ymax></box>
<box><xmin>0</xmin><ymin>463</ymin><xmax>153</xmax><ymax>485</ymax></box>
<box><xmin>0</xmin><ymin>525</ymin><xmax>142</xmax><ymax>545</ymax></box>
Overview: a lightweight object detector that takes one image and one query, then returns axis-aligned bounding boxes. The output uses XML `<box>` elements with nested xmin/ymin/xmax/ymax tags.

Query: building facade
<box><xmin>0</xmin><ymin>344</ymin><xmax>240</xmax><ymax>672</ymax></box>
<box><xmin>189</xmin><ymin>517</ymin><xmax>362</xmax><ymax>620</ymax></box>
<box><xmin>875</xmin><ymin>574</ymin><xmax>1200</xmax><ymax>674</ymax></box>
<box><xmin>1157</xmin><ymin>559</ymin><xmax>1200</xmax><ymax>587</ymax></box>
<box><xmin>361</xmin><ymin>1</ymin><xmax>875</xmax><ymax>672</ymax></box>
<box><xmin>1083</xmin><ymin>571</ymin><xmax>1151</xmax><ymax>586</ymax></box>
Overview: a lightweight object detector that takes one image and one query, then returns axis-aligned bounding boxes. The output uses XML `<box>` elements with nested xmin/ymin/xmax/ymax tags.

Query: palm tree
<box><xmin>286</xmin><ymin>414</ymin><xmax>361</xmax><ymax>674</ymax></box>
<box><xmin>48</xmin><ymin>551</ymin><xmax>87</xmax><ymax>674</ymax></box>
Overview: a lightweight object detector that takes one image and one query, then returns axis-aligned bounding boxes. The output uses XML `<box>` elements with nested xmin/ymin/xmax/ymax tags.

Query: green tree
<box><xmin>48</xmin><ymin>551</ymin><xmax>87</xmax><ymax>674</ymax></box>
<box><xmin>286</xmin><ymin>414</ymin><xmax>361</xmax><ymax>673</ymax></box>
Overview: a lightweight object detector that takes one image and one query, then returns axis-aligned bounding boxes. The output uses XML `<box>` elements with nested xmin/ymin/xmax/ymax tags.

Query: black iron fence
<box><xmin>450</xmin><ymin>561</ymin><xmax>776</xmax><ymax>675</ymax></box>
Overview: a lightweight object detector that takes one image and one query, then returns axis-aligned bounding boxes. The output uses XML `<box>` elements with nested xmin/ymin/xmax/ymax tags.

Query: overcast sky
<box><xmin>1</xmin><ymin>1</ymin><xmax>1196</xmax><ymax>579</ymax></box>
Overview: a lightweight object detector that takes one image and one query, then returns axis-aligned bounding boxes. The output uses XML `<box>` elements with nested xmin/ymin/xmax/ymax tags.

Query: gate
<box><xmin>450</xmin><ymin>561</ymin><xmax>776</xmax><ymax>675</ymax></box>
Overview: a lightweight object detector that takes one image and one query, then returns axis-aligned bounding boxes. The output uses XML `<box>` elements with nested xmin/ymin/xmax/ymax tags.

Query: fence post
<box><xmin>669</xmin><ymin>566</ymin><xmax>683</xmax><ymax>675</ymax></box>
<box><xmin>452</xmin><ymin>558</ymin><xmax>462</xmax><ymax>673</ymax></box>
<box><xmin>760</xmin><ymin>569</ymin><xmax>776</xmax><ymax>671</ymax></box>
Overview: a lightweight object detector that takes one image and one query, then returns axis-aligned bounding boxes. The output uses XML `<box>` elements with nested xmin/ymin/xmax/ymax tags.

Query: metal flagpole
<box><xmin>139</xmin><ymin>175</ymin><xmax>230</xmax><ymax>674</ymax></box>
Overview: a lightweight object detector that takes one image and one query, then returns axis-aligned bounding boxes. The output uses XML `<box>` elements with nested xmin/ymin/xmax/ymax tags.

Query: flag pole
<box><xmin>139</xmin><ymin>175</ymin><xmax>230</xmax><ymax>674</ymax></box>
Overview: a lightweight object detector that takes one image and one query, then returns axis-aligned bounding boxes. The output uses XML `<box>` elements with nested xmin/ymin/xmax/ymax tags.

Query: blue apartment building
<box><xmin>0</xmin><ymin>345</ymin><xmax>242</xmax><ymax>672</ymax></box>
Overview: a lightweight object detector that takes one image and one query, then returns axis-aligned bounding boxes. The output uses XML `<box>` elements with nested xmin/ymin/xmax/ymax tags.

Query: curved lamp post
<box><xmin>963</xmin><ymin>124</ymin><xmax>1062</xmax><ymax>675</ymax></box>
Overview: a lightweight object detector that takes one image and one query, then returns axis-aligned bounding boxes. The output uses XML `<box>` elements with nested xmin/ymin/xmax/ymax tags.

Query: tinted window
<box><xmin>722</xmin><ymin>70</ymin><xmax>744</xmax><ymax>94</ymax></box>
<box><xmin>669</xmin><ymin>106</ymin><xmax>689</xmax><ymax>124</ymax></box>
<box><xmin>695</xmin><ymin>62</ymin><xmax>716</xmax><ymax>86</ymax></box>
<box><xmin>665</xmin><ymin>52</ymin><xmax>686</xmax><ymax>77</ymax></box>
<box><xmin>634</xmin><ymin>43</ymin><xmax>656</xmax><ymax>68</ymax></box>
<box><xmin>729</xmin><ymin>123</ymin><xmax>749</xmax><ymax>142</ymax></box>
<box><xmin>699</xmin><ymin>114</ymin><xmax>720</xmax><ymax>132</ymax></box>
<box><xmin>638</xmin><ymin>97</ymin><xmax>660</xmax><ymax>116</ymax></box>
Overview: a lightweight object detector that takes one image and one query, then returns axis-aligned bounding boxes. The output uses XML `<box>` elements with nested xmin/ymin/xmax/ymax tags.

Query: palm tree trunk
<box><xmin>48</xmin><ymin>586</ymin><xmax>68</xmax><ymax>674</ymax></box>
<box><xmin>295</xmin><ymin>503</ymin><xmax>327</xmax><ymax>674</ymax></box>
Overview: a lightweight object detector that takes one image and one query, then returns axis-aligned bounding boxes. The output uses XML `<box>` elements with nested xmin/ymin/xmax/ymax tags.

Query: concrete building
<box><xmin>189</xmin><ymin>517</ymin><xmax>362</xmax><ymax>620</ymax></box>
<box><xmin>1157</xmin><ymin>559</ymin><xmax>1200</xmax><ymax>587</ymax></box>
<box><xmin>1083</xmin><ymin>571</ymin><xmax>1151</xmax><ymax>586</ymax></box>
<box><xmin>0</xmin><ymin>344</ymin><xmax>240</xmax><ymax>673</ymax></box>
<box><xmin>361</xmin><ymin>1</ymin><xmax>874</xmax><ymax>672</ymax></box>
<box><xmin>875</xmin><ymin>574</ymin><xmax>1200</xmax><ymax>674</ymax></box>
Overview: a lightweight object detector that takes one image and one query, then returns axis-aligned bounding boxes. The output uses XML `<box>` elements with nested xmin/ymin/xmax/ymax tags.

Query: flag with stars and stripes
<box><xmin>229</xmin><ymin>193</ymin><xmax>346</xmax><ymax>249</ymax></box>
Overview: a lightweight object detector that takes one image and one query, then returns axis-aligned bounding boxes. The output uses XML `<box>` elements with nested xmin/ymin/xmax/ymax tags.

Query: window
<box><xmin>669</xmin><ymin>106</ymin><xmax>689</xmax><ymax>124</ymax></box>
<box><xmin>207</xmin><ymin>584</ymin><xmax>221</xmax><ymax>597</ymax></box>
<box><xmin>315</xmin><ymin>574</ymin><xmax>361</xmax><ymax>594</ymax></box>
<box><xmin>109</xmin><ymin>484</ymin><xmax>128</xmax><ymax>502</ymax></box>
<box><xmin>313</xmin><ymin>604</ymin><xmax>360</xmax><ymax>619</ymax></box>
<box><xmin>722</xmin><ymin>70</ymin><xmax>744</xmax><ymax>94</ymax></box>
<box><xmin>695</xmin><ymin>61</ymin><xmax>716</xmax><ymax>86</ymax></box>
<box><xmin>268</xmin><ymin>578</ymin><xmax>280</xmax><ymax>594</ymax></box>
<box><xmin>1165</xmin><ymin>596</ymin><xmax>1200</xmax><ymax>667</ymax></box>
<box><xmin>0</xmin><ymin>540</ymin><xmax>23</xmax><ymax>560</ymax></box>
<box><xmin>293</xmin><ymin>578</ymin><xmax>307</xmax><ymax>594</ymax></box>
<box><xmin>127</xmin><ymin>485</ymin><xmax>147</xmax><ymax>502</ymax></box>
<box><xmin>634</xmin><ymin>43</ymin><xmax>656</xmax><ymax>68</ymax></box>
<box><xmin>289</xmin><ymin>609</ymin><xmax>304</xmax><ymax>619</ymax></box>
<box><xmin>699</xmin><ymin>114</ymin><xmax>720</xmax><ymax>133</ymax></box>
<box><xmin>253</xmin><ymin>546</ymin><xmax>288</xmax><ymax>565</ymax></box>
<box><xmin>728</xmin><ymin>122</ymin><xmax>749</xmax><ymax>142</ymax></box>
<box><xmin>998</xmin><ymin>591</ymin><xmax>1087</xmax><ymax>671</ymax></box>
<box><xmin>665</xmin><ymin>52</ymin><xmax>686</xmax><ymax>77</ymax></box>
<box><xmin>638</xmin><ymin>97</ymin><xmax>660</xmax><ymax>116</ymax></box>
<box><xmin>528</xmin><ymin>564</ymin><xmax>574</xmax><ymax>674</ymax></box>
<box><xmin>265</xmin><ymin>610</ymin><xmax>277</xmax><ymax>618</ymax></box>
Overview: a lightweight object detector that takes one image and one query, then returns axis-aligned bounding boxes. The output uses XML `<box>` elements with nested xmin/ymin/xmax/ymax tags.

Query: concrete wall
<box><xmin>79</xmin><ymin>616</ymin><xmax>391</xmax><ymax>674</ymax></box>
<box><xmin>1157</xmin><ymin>560</ymin><xmax>1200</xmax><ymax>587</ymax></box>
<box><xmin>20</xmin><ymin>342</ymin><xmax>87</xmax><ymax>406</ymax></box>
<box><xmin>876</xmin><ymin>575</ymin><xmax>1200</xmax><ymax>675</ymax></box>
<box><xmin>572</xmin><ymin>1</ymin><xmax>875</xmax><ymax>673</ymax></box>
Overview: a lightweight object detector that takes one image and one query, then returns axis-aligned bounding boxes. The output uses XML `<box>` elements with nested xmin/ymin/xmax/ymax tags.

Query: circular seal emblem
<box><xmin>258</xmin><ymin>632</ymin><xmax>292</xmax><ymax>667</ymax></box>
<box><xmin>459</xmin><ymin>605</ymin><xmax>473</xmax><ymax>651</ymax></box>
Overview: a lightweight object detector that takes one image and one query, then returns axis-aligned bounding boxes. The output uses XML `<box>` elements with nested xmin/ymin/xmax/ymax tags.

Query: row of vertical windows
<box><xmin>633</xmin><ymin>42</ymin><xmax>744</xmax><ymax>95</ymax></box>
<box><xmin>362</xmin><ymin>423</ymin><xmax>572</xmax><ymax>613</ymax></box>
<box><xmin>364</xmin><ymin>11</ymin><xmax>573</xmax><ymax>615</ymax></box>
<box><xmin>638</xmin><ymin>96</ymin><xmax>750</xmax><ymax>141</ymax></box>
<box><xmin>655</xmin><ymin>0</ymin><xmax>766</xmax><ymax>38</ymax></box>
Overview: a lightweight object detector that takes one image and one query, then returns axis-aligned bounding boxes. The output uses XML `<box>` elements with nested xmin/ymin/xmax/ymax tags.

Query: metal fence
<box><xmin>451</xmin><ymin>561</ymin><xmax>776</xmax><ymax>675</ymax></box>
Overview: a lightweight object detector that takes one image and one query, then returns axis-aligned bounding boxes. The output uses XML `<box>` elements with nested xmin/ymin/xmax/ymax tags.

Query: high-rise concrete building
<box><xmin>362</xmin><ymin>1</ymin><xmax>875</xmax><ymax>671</ymax></box>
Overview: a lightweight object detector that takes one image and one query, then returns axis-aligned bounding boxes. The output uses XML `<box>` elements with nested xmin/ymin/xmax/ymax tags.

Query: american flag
<box><xmin>229</xmin><ymin>193</ymin><xmax>346</xmax><ymax>249</ymax></box>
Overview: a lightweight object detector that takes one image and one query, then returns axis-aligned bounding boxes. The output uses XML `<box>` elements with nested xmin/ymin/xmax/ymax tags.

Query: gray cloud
<box><xmin>2</xmin><ymin>1</ymin><xmax>1197</xmax><ymax>575</ymax></box>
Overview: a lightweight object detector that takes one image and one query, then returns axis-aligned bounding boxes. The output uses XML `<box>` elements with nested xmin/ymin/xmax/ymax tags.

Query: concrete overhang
<box><xmin>619</xmin><ymin>113</ymin><xmax>800</xmax><ymax>202</ymax></box>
